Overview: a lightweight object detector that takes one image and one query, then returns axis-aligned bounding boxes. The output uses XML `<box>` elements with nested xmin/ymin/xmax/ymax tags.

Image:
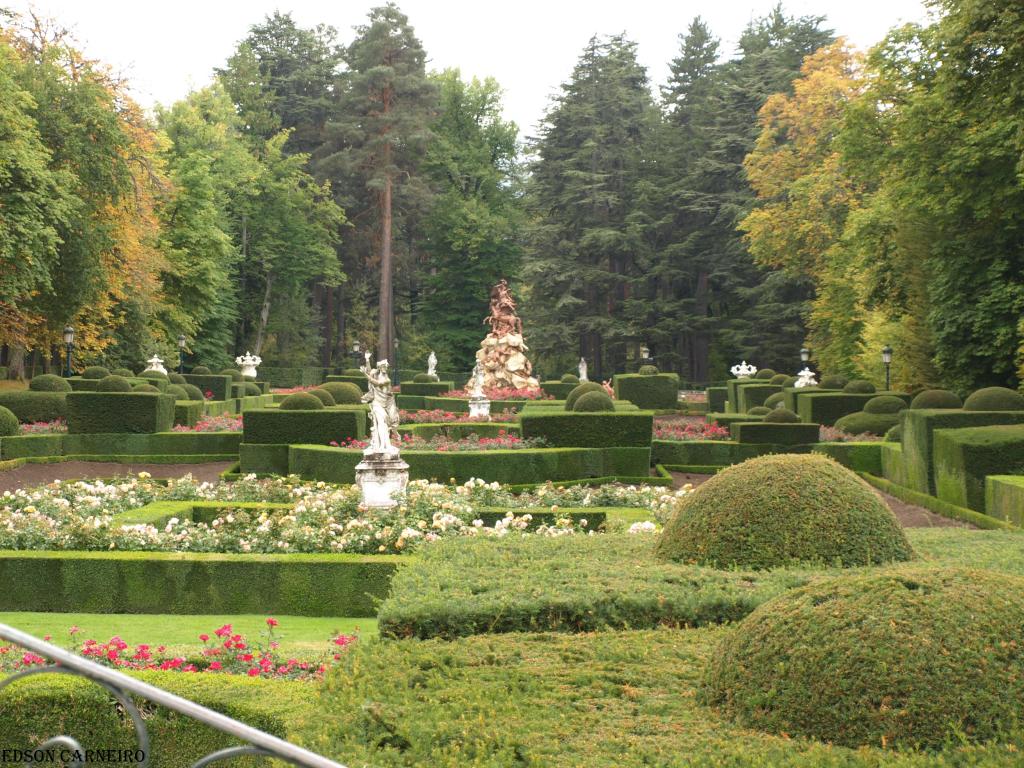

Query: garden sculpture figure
<box><xmin>579</xmin><ymin>357</ymin><xmax>588</xmax><ymax>381</ymax></box>
<box><xmin>475</xmin><ymin>279</ymin><xmax>539</xmax><ymax>390</ymax></box>
<box><xmin>427</xmin><ymin>351</ymin><xmax>437</xmax><ymax>378</ymax></box>
<box><xmin>360</xmin><ymin>352</ymin><xmax>400</xmax><ymax>456</ymax></box>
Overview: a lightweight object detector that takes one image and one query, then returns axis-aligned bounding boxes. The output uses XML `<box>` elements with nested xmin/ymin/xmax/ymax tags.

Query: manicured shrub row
<box><xmin>0</xmin><ymin>672</ymin><xmax>304</xmax><ymax>767</ymax></box>
<box><xmin>656</xmin><ymin>454</ymin><xmax>912</xmax><ymax>569</ymax></box>
<box><xmin>286</xmin><ymin>445</ymin><xmax>652</xmax><ymax>485</ymax></box>
<box><xmin>399</xmin><ymin>381</ymin><xmax>454</xmax><ymax>397</ymax></box>
<box><xmin>706</xmin><ymin>386</ymin><xmax>727</xmax><ymax>413</ymax></box>
<box><xmin>796</xmin><ymin>392</ymin><xmax>910</xmax><ymax>426</ymax></box>
<box><xmin>651</xmin><ymin>440</ymin><xmax>787</xmax><ymax>467</ymax></box>
<box><xmin>66</xmin><ymin>392</ymin><xmax>176</xmax><ymax>434</ymax></box>
<box><xmin>519</xmin><ymin>411</ymin><xmax>653</xmax><ymax>448</ymax></box>
<box><xmin>736</xmin><ymin>384</ymin><xmax>782</xmax><ymax>413</ymax></box>
<box><xmin>730</xmin><ymin>422</ymin><xmax>819</xmax><ymax>446</ymax></box>
<box><xmin>319</xmin><ymin>381</ymin><xmax>363</xmax><ymax>405</ymax></box>
<box><xmin>396</xmin><ymin>422</ymin><xmax>519</xmax><ymax>440</ymax></box>
<box><xmin>861</xmin><ymin>472</ymin><xmax>1013</xmax><ymax>530</ymax></box>
<box><xmin>811</xmin><ymin>442</ymin><xmax>884</xmax><ymax>476</ymax></box>
<box><xmin>0</xmin><ymin>432</ymin><xmax>242</xmax><ymax>460</ymax></box>
<box><xmin>986</xmin><ymin>476</ymin><xmax>1024</xmax><ymax>527</ymax></box>
<box><xmin>703</xmin><ymin>567</ymin><xmax>1024</xmax><ymax>749</ymax></box>
<box><xmin>255</xmin><ymin>365</ymin><xmax>328</xmax><ymax>387</ymax></box>
<box><xmin>540</xmin><ymin>381</ymin><xmax>577</xmax><ymax>400</ymax></box>
<box><xmin>933</xmin><ymin>424</ymin><xmax>1024</xmax><ymax>512</ymax></box>
<box><xmin>242</xmin><ymin>407</ymin><xmax>367</xmax><ymax>445</ymax></box>
<box><xmin>174</xmin><ymin>400</ymin><xmax>204</xmax><ymax>427</ymax></box>
<box><xmin>0</xmin><ymin>549</ymin><xmax>400</xmax><ymax>616</ymax></box>
<box><xmin>181</xmin><ymin>373</ymin><xmax>233</xmax><ymax>401</ymax></box>
<box><xmin>324</xmin><ymin>374</ymin><xmax>369</xmax><ymax>393</ymax></box>
<box><xmin>28</xmin><ymin>373</ymin><xmax>71</xmax><ymax>392</ymax></box>
<box><xmin>706</xmin><ymin>412</ymin><xmax>765</xmax><ymax>428</ymax></box>
<box><xmin>0</xmin><ymin>391</ymin><xmax>67</xmax><ymax>423</ymax></box>
<box><xmin>613</xmin><ymin>373</ymin><xmax>679</xmax><ymax>410</ymax></box>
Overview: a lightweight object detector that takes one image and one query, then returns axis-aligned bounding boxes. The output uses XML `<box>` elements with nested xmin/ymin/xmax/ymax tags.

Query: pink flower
<box><xmin>208</xmin><ymin>661</ymin><xmax>222</xmax><ymax>671</ymax></box>
<box><xmin>214</xmin><ymin>624</ymin><xmax>232</xmax><ymax>638</ymax></box>
<box><xmin>247</xmin><ymin>668</ymin><xmax>260</xmax><ymax>677</ymax></box>
<box><xmin>266</xmin><ymin>617</ymin><xmax>279</xmax><ymax>628</ymax></box>
<box><xmin>199</xmin><ymin>634</ymin><xmax>209</xmax><ymax>642</ymax></box>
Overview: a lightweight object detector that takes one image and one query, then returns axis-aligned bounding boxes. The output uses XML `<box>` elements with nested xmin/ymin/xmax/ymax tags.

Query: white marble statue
<box><xmin>468</xmin><ymin>361</ymin><xmax>490</xmax><ymax>419</ymax></box>
<box><xmin>579</xmin><ymin>357</ymin><xmax>588</xmax><ymax>382</ymax></box>
<box><xmin>469</xmin><ymin>361</ymin><xmax>486</xmax><ymax>398</ymax></box>
<box><xmin>360</xmin><ymin>353</ymin><xmax>400</xmax><ymax>457</ymax></box>
<box><xmin>235</xmin><ymin>351</ymin><xmax>262</xmax><ymax>378</ymax></box>
<box><xmin>426</xmin><ymin>351</ymin><xmax>437</xmax><ymax>378</ymax></box>
<box><xmin>794</xmin><ymin>367</ymin><xmax>818</xmax><ymax>388</ymax></box>
<box><xmin>730</xmin><ymin>361</ymin><xmax>757</xmax><ymax>379</ymax></box>
<box><xmin>143</xmin><ymin>355</ymin><xmax>168</xmax><ymax>375</ymax></box>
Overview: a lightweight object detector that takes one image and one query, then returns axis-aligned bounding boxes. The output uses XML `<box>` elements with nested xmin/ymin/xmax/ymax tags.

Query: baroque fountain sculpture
<box><xmin>354</xmin><ymin>352</ymin><xmax>408</xmax><ymax>507</ymax></box>
<box><xmin>475</xmin><ymin>279</ymin><xmax>539</xmax><ymax>390</ymax></box>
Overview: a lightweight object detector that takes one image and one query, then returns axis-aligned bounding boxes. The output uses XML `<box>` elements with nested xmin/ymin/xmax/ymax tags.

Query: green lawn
<box><xmin>0</xmin><ymin>612</ymin><xmax>376</xmax><ymax>657</ymax></box>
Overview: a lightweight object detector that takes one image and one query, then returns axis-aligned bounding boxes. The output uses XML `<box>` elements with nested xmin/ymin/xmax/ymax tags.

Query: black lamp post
<box><xmin>177</xmin><ymin>334</ymin><xmax>187</xmax><ymax>374</ymax></box>
<box><xmin>881</xmin><ymin>345</ymin><xmax>893</xmax><ymax>391</ymax></box>
<box><xmin>392</xmin><ymin>338</ymin><xmax>400</xmax><ymax>385</ymax></box>
<box><xmin>62</xmin><ymin>326</ymin><xmax>75</xmax><ymax>378</ymax></box>
<box><xmin>800</xmin><ymin>347</ymin><xmax>810</xmax><ymax>365</ymax></box>
<box><xmin>351</xmin><ymin>341</ymin><xmax>362</xmax><ymax>371</ymax></box>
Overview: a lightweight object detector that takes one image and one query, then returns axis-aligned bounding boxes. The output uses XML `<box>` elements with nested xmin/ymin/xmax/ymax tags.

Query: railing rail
<box><xmin>0</xmin><ymin>623</ymin><xmax>345</xmax><ymax>768</ymax></box>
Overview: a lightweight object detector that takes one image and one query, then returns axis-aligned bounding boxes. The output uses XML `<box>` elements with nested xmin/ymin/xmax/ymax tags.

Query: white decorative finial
<box><xmin>235</xmin><ymin>351</ymin><xmax>261</xmax><ymax>378</ymax></box>
<box><xmin>794</xmin><ymin>367</ymin><xmax>818</xmax><ymax>388</ymax></box>
<box><xmin>730</xmin><ymin>361</ymin><xmax>757</xmax><ymax>379</ymax></box>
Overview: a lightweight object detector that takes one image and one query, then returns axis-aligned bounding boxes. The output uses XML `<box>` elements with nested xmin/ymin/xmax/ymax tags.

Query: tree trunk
<box><xmin>378</xmin><ymin>175</ymin><xmax>393</xmax><ymax>363</ymax></box>
<box><xmin>8</xmin><ymin>345</ymin><xmax>26</xmax><ymax>380</ymax></box>
<box><xmin>322</xmin><ymin>283</ymin><xmax>335</xmax><ymax>367</ymax></box>
<box><xmin>335</xmin><ymin>285</ymin><xmax>346</xmax><ymax>367</ymax></box>
<box><xmin>691</xmin><ymin>270</ymin><xmax>711</xmax><ymax>384</ymax></box>
<box><xmin>254</xmin><ymin>273</ymin><xmax>274</xmax><ymax>355</ymax></box>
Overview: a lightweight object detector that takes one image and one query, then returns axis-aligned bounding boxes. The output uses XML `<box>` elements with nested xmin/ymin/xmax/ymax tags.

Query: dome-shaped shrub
<box><xmin>864</xmin><ymin>395</ymin><xmax>906</xmax><ymax>415</ymax></box>
<box><xmin>834</xmin><ymin>411</ymin><xmax>899</xmax><ymax>437</ymax></box>
<box><xmin>560</xmin><ymin>373</ymin><xmax>579</xmax><ymax>383</ymax></box>
<box><xmin>191</xmin><ymin>365</ymin><xmax>211</xmax><ymax>375</ymax></box>
<box><xmin>133</xmin><ymin>384</ymin><xmax>161</xmax><ymax>393</ymax></box>
<box><xmin>111</xmin><ymin>368</ymin><xmax>135</xmax><ymax>378</ymax></box>
<box><xmin>638</xmin><ymin>364</ymin><xmax>659</xmax><ymax>376</ymax></box>
<box><xmin>701</xmin><ymin>567</ymin><xmax>1024</xmax><ymax>749</ymax></box>
<box><xmin>656</xmin><ymin>453</ymin><xmax>911</xmax><ymax>569</ymax></box>
<box><xmin>96</xmin><ymin>375</ymin><xmax>133</xmax><ymax>392</ymax></box>
<box><xmin>763</xmin><ymin>392</ymin><xmax>786</xmax><ymax>409</ymax></box>
<box><xmin>309</xmin><ymin>388</ymin><xmax>336</xmax><ymax>407</ymax></box>
<box><xmin>0</xmin><ymin>406</ymin><xmax>19</xmax><ymax>437</ymax></box>
<box><xmin>166</xmin><ymin>384</ymin><xmax>188</xmax><ymax>400</ymax></box>
<box><xmin>963</xmin><ymin>386</ymin><xmax>1024</xmax><ymax>412</ymax></box>
<box><xmin>763</xmin><ymin>407</ymin><xmax>799</xmax><ymax>423</ymax></box>
<box><xmin>168</xmin><ymin>372</ymin><xmax>186</xmax><ymax>385</ymax></box>
<box><xmin>782</xmin><ymin>376</ymin><xmax>798</xmax><ymax>387</ymax></box>
<box><xmin>219</xmin><ymin>369</ymin><xmax>243</xmax><ymax>382</ymax></box>
<box><xmin>819</xmin><ymin>375</ymin><xmax>847</xmax><ymax>390</ymax></box>
<box><xmin>753</xmin><ymin>368</ymin><xmax>776</xmax><ymax>380</ymax></box>
<box><xmin>413</xmin><ymin>372</ymin><xmax>439</xmax><ymax>383</ymax></box>
<box><xmin>885</xmin><ymin>423</ymin><xmax>902</xmax><ymax>442</ymax></box>
<box><xmin>843</xmin><ymin>379</ymin><xmax>876</xmax><ymax>394</ymax></box>
<box><xmin>573</xmin><ymin>390</ymin><xmax>615</xmax><ymax>412</ymax></box>
<box><xmin>910</xmin><ymin>389</ymin><xmax>962</xmax><ymax>410</ymax></box>
<box><xmin>280</xmin><ymin>392</ymin><xmax>325</xmax><ymax>410</ymax></box>
<box><xmin>139</xmin><ymin>370</ymin><xmax>168</xmax><ymax>382</ymax></box>
<box><xmin>565</xmin><ymin>381</ymin><xmax>605</xmax><ymax>411</ymax></box>
<box><xmin>320</xmin><ymin>382</ymin><xmax>363</xmax><ymax>405</ymax></box>
<box><xmin>243</xmin><ymin>382</ymin><xmax>261</xmax><ymax>397</ymax></box>
<box><xmin>82</xmin><ymin>366</ymin><xmax>110</xmax><ymax>380</ymax></box>
<box><xmin>769</xmin><ymin>374</ymin><xmax>787</xmax><ymax>385</ymax></box>
<box><xmin>342</xmin><ymin>368</ymin><xmax>363</xmax><ymax>376</ymax></box>
<box><xmin>29</xmin><ymin>374</ymin><xmax>71</xmax><ymax>393</ymax></box>
<box><xmin>181</xmin><ymin>384</ymin><xmax>205</xmax><ymax>401</ymax></box>
<box><xmin>747</xmin><ymin>406</ymin><xmax>772</xmax><ymax>416</ymax></box>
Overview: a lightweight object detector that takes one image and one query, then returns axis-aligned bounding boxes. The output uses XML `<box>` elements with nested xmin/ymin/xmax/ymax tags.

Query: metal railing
<box><xmin>0</xmin><ymin>624</ymin><xmax>346</xmax><ymax>768</ymax></box>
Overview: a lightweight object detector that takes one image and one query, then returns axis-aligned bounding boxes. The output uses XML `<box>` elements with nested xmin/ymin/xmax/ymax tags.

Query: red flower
<box><xmin>199</xmin><ymin>633</ymin><xmax>209</xmax><ymax>642</ymax></box>
<box><xmin>266</xmin><ymin>617</ymin><xmax>279</xmax><ymax>628</ymax></box>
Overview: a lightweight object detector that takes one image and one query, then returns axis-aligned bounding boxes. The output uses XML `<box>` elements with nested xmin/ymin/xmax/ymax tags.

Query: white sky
<box><xmin>7</xmin><ymin>0</ymin><xmax>932</xmax><ymax>135</ymax></box>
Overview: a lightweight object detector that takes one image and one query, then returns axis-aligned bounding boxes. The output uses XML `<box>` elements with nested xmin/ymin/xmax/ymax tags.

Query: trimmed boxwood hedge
<box><xmin>320</xmin><ymin>381</ymin><xmax>364</xmax><ymax>405</ymax></box>
<box><xmin>706</xmin><ymin>412</ymin><xmax>765</xmax><ymax>428</ymax></box>
<box><xmin>397</xmin><ymin>422</ymin><xmax>519</xmax><ymax>441</ymax></box>
<box><xmin>811</xmin><ymin>442</ymin><xmax>883</xmax><ymax>476</ymax></box>
<box><xmin>0</xmin><ymin>432</ymin><xmax>242</xmax><ymax>460</ymax></box>
<box><xmin>986</xmin><ymin>475</ymin><xmax>1024</xmax><ymax>527</ymax></box>
<box><xmin>540</xmin><ymin>381</ymin><xmax>577</xmax><ymax>400</ymax></box>
<box><xmin>0</xmin><ymin>391</ymin><xmax>67</xmax><ymax>423</ymax></box>
<box><xmin>0</xmin><ymin>549</ymin><xmax>399</xmax><ymax>616</ymax></box>
<box><xmin>833</xmin><ymin>410</ymin><xmax>900</xmax><ymax>436</ymax></box>
<box><xmin>933</xmin><ymin>424</ymin><xmax>1024</xmax><ymax>512</ymax></box>
<box><xmin>0</xmin><ymin>406</ymin><xmax>17</xmax><ymax>436</ymax></box>
<box><xmin>520</xmin><ymin>411</ymin><xmax>653</xmax><ymax>448</ymax></box>
<box><xmin>28</xmin><ymin>373</ymin><xmax>71</xmax><ymax>392</ymax></box>
<box><xmin>730</xmin><ymin>422</ymin><xmax>820</xmax><ymax>446</ymax></box>
<box><xmin>613</xmin><ymin>373</ymin><xmax>678</xmax><ymax>410</ymax></box>
<box><xmin>174</xmin><ymin>400</ymin><xmax>205</xmax><ymax>427</ymax></box>
<box><xmin>181</xmin><ymin>373</ymin><xmax>233</xmax><ymax>401</ymax></box>
<box><xmin>66</xmin><ymin>392</ymin><xmax>175</xmax><ymax>434</ymax></box>
<box><xmin>324</xmin><ymin>374</ymin><xmax>369</xmax><ymax>393</ymax></box>
<box><xmin>706</xmin><ymin>386</ymin><xmax>727</xmax><ymax>413</ymax></box>
<box><xmin>399</xmin><ymin>381</ymin><xmax>454</xmax><ymax>397</ymax></box>
<box><xmin>651</xmin><ymin>440</ymin><xmax>785</xmax><ymax>467</ymax></box>
<box><xmin>736</xmin><ymin>384</ymin><xmax>782</xmax><ymax>413</ymax></box>
<box><xmin>239</xmin><ymin>443</ymin><xmax>290</xmax><ymax>474</ymax></box>
<box><xmin>243</xmin><ymin>407</ymin><xmax>366</xmax><ymax>445</ymax></box>
<box><xmin>796</xmin><ymin>391</ymin><xmax>910</xmax><ymax>426</ymax></box>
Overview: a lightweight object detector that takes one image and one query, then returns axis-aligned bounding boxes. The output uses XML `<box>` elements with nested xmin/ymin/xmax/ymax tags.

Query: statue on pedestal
<box><xmin>579</xmin><ymin>357</ymin><xmax>588</xmax><ymax>382</ymax></box>
<box><xmin>426</xmin><ymin>351</ymin><xmax>437</xmax><ymax>378</ymax></box>
<box><xmin>468</xmin><ymin>361</ymin><xmax>491</xmax><ymax>419</ymax></box>
<box><xmin>354</xmin><ymin>353</ymin><xmax>408</xmax><ymax>507</ymax></box>
<box><xmin>474</xmin><ymin>279</ymin><xmax>539</xmax><ymax>391</ymax></box>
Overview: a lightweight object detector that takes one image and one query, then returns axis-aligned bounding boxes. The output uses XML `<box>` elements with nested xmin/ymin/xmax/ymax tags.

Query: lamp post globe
<box><xmin>62</xmin><ymin>326</ymin><xmax>75</xmax><ymax>378</ymax></box>
<box><xmin>800</xmin><ymin>347</ymin><xmax>810</xmax><ymax>363</ymax></box>
<box><xmin>352</xmin><ymin>341</ymin><xmax>361</xmax><ymax>370</ymax></box>
<box><xmin>881</xmin><ymin>345</ymin><xmax>893</xmax><ymax>390</ymax></box>
<box><xmin>177</xmin><ymin>334</ymin><xmax>187</xmax><ymax>374</ymax></box>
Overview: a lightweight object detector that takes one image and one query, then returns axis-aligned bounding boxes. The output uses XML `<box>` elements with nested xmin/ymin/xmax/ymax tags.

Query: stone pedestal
<box><xmin>355</xmin><ymin>452</ymin><xmax>409</xmax><ymax>508</ymax></box>
<box><xmin>469</xmin><ymin>397</ymin><xmax>491</xmax><ymax>420</ymax></box>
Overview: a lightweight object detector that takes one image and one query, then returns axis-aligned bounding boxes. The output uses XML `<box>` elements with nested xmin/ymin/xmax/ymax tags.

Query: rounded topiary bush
<box><xmin>782</xmin><ymin>376</ymin><xmax>798</xmax><ymax>387</ymax></box>
<box><xmin>320</xmin><ymin>382</ymin><xmax>363</xmax><ymax>405</ymax></box>
<box><xmin>309</xmin><ymin>388</ymin><xmax>336</xmax><ymax>407</ymax></box>
<box><xmin>701</xmin><ymin>567</ymin><xmax>1024</xmax><ymax>750</ymax></box>
<box><xmin>243</xmin><ymin>382</ymin><xmax>261</xmax><ymax>397</ymax></box>
<box><xmin>412</xmin><ymin>373</ymin><xmax>438</xmax><ymax>383</ymax></box>
<box><xmin>864</xmin><ymin>395</ymin><xmax>906</xmax><ymax>415</ymax></box>
<box><xmin>280</xmin><ymin>392</ymin><xmax>325</xmax><ymax>410</ymax></box>
<box><xmin>96</xmin><ymin>375</ymin><xmax>132</xmax><ymax>393</ymax></box>
<box><xmin>82</xmin><ymin>366</ymin><xmax>110</xmax><ymax>380</ymax></box>
<box><xmin>560</xmin><ymin>373</ymin><xmax>579</xmax><ymax>383</ymax></box>
<box><xmin>111</xmin><ymin>368</ymin><xmax>135</xmax><ymax>378</ymax></box>
<box><xmin>963</xmin><ymin>386</ymin><xmax>1024</xmax><ymax>412</ymax></box>
<box><xmin>638</xmin><ymin>364</ymin><xmax>659</xmax><ymax>376</ymax></box>
<box><xmin>219</xmin><ymin>369</ymin><xmax>243</xmax><ymax>382</ymax></box>
<box><xmin>168</xmin><ymin>372</ymin><xmax>186</xmax><ymax>385</ymax></box>
<box><xmin>191</xmin><ymin>366</ymin><xmax>211</xmax><ymax>375</ymax></box>
<box><xmin>834</xmin><ymin>411</ymin><xmax>899</xmax><ymax>437</ymax></box>
<box><xmin>748</xmin><ymin>406</ymin><xmax>772</xmax><ymax>416</ymax></box>
<box><xmin>763</xmin><ymin>392</ymin><xmax>786</xmax><ymax>409</ymax></box>
<box><xmin>573</xmin><ymin>390</ymin><xmax>615</xmax><ymax>412</ymax></box>
<box><xmin>343</xmin><ymin>368</ymin><xmax>363</xmax><ymax>376</ymax></box>
<box><xmin>181</xmin><ymin>384</ymin><xmax>205</xmax><ymax>401</ymax></box>
<box><xmin>133</xmin><ymin>384</ymin><xmax>161</xmax><ymax>393</ymax></box>
<box><xmin>140</xmin><ymin>370</ymin><xmax>168</xmax><ymax>382</ymax></box>
<box><xmin>0</xmin><ymin>406</ymin><xmax>19</xmax><ymax>437</ymax></box>
<box><xmin>885</xmin><ymin>423</ymin><xmax>902</xmax><ymax>442</ymax></box>
<box><xmin>656</xmin><ymin>453</ymin><xmax>912</xmax><ymax>569</ymax></box>
<box><xmin>910</xmin><ymin>389</ymin><xmax>962</xmax><ymax>410</ymax></box>
<box><xmin>769</xmin><ymin>374</ymin><xmax>788</xmax><ymax>385</ymax></box>
<box><xmin>763</xmin><ymin>407</ymin><xmax>799</xmax><ymax>423</ymax></box>
<box><xmin>565</xmin><ymin>381</ymin><xmax>605</xmax><ymax>411</ymax></box>
<box><xmin>819</xmin><ymin>375</ymin><xmax>847</xmax><ymax>390</ymax></box>
<box><xmin>753</xmin><ymin>368</ymin><xmax>776</xmax><ymax>380</ymax></box>
<box><xmin>843</xmin><ymin>379</ymin><xmax>876</xmax><ymax>394</ymax></box>
<box><xmin>166</xmin><ymin>384</ymin><xmax>188</xmax><ymax>400</ymax></box>
<box><xmin>29</xmin><ymin>374</ymin><xmax>71</xmax><ymax>393</ymax></box>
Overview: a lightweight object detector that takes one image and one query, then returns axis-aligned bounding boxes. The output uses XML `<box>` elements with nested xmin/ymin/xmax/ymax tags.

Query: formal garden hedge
<box><xmin>702</xmin><ymin>567</ymin><xmax>1024</xmax><ymax>750</ymax></box>
<box><xmin>612</xmin><ymin>373</ymin><xmax>678</xmax><ymax>410</ymax></box>
<box><xmin>540</xmin><ymin>381</ymin><xmax>577</xmax><ymax>400</ymax></box>
<box><xmin>706</xmin><ymin>386</ymin><xmax>727</xmax><ymax>413</ymax></box>
<box><xmin>729</xmin><ymin>422</ymin><xmax>820</xmax><ymax>446</ymax></box>
<box><xmin>0</xmin><ymin>432</ymin><xmax>241</xmax><ymax>460</ymax></box>
<box><xmin>181</xmin><ymin>373</ymin><xmax>233</xmax><ymax>401</ymax></box>
<box><xmin>174</xmin><ymin>400</ymin><xmax>205</xmax><ymax>426</ymax></box>
<box><xmin>519</xmin><ymin>411</ymin><xmax>653</xmax><ymax>448</ymax></box>
<box><xmin>242</xmin><ymin>407</ymin><xmax>367</xmax><ymax>445</ymax></box>
<box><xmin>932</xmin><ymin>424</ymin><xmax>1024</xmax><ymax>512</ymax></box>
<box><xmin>986</xmin><ymin>476</ymin><xmax>1024</xmax><ymax>527</ymax></box>
<box><xmin>735</xmin><ymin>384</ymin><xmax>783</xmax><ymax>413</ymax></box>
<box><xmin>796</xmin><ymin>391</ymin><xmax>910</xmax><ymax>426</ymax></box>
<box><xmin>324</xmin><ymin>374</ymin><xmax>369</xmax><ymax>392</ymax></box>
<box><xmin>399</xmin><ymin>381</ymin><xmax>454</xmax><ymax>397</ymax></box>
<box><xmin>0</xmin><ymin>391</ymin><xmax>66</xmax><ymax>423</ymax></box>
<box><xmin>396</xmin><ymin>422</ymin><xmax>519</xmax><ymax>440</ymax></box>
<box><xmin>651</xmin><ymin>440</ymin><xmax>784</xmax><ymax>468</ymax></box>
<box><xmin>66</xmin><ymin>392</ymin><xmax>176</xmax><ymax>434</ymax></box>
<box><xmin>0</xmin><ymin>550</ymin><xmax>399</xmax><ymax>616</ymax></box>
<box><xmin>811</xmin><ymin>442</ymin><xmax>884</xmax><ymax>476</ymax></box>
<box><xmin>705</xmin><ymin>412</ymin><xmax>765</xmax><ymax>428</ymax></box>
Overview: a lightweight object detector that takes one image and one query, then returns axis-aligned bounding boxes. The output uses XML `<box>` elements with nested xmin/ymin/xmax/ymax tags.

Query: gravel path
<box><xmin>0</xmin><ymin>461</ymin><xmax>234</xmax><ymax>493</ymax></box>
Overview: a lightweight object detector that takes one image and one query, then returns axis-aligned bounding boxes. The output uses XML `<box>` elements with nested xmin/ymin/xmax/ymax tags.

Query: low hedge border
<box><xmin>986</xmin><ymin>476</ymin><xmax>1024</xmax><ymax>527</ymax></box>
<box><xmin>661</xmin><ymin>463</ymin><xmax>724</xmax><ymax>475</ymax></box>
<box><xmin>651</xmin><ymin>440</ymin><xmax>788</xmax><ymax>466</ymax></box>
<box><xmin>730</xmin><ymin>422</ymin><xmax>820</xmax><ymax>446</ymax></box>
<box><xmin>933</xmin><ymin>424</ymin><xmax>1024</xmax><ymax>512</ymax></box>
<box><xmin>1</xmin><ymin>432</ymin><xmax>241</xmax><ymax>460</ymax></box>
<box><xmin>115</xmin><ymin>500</ymin><xmax>293</xmax><ymax>528</ymax></box>
<box><xmin>396</xmin><ymin>422</ymin><xmax>519</xmax><ymax>440</ymax></box>
<box><xmin>0</xmin><ymin>549</ymin><xmax>402</xmax><ymax>616</ymax></box>
<box><xmin>613</xmin><ymin>373</ymin><xmax>679</xmax><ymax>410</ymax></box>
<box><xmin>812</xmin><ymin>442</ymin><xmax>884</xmax><ymax>476</ymax></box>
<box><xmin>540</xmin><ymin>381</ymin><xmax>577</xmax><ymax>400</ymax></box>
<box><xmin>858</xmin><ymin>472</ymin><xmax>1015</xmax><ymax>530</ymax></box>
<box><xmin>324</xmin><ymin>374</ymin><xmax>369</xmax><ymax>393</ymax></box>
<box><xmin>519</xmin><ymin>411</ymin><xmax>654</xmax><ymax>448</ymax></box>
<box><xmin>0</xmin><ymin>391</ymin><xmax>67</xmax><ymax>423</ymax></box>
<box><xmin>242</xmin><ymin>407</ymin><xmax>366</xmax><ymax>445</ymax></box>
<box><xmin>706</xmin><ymin>412</ymin><xmax>765</xmax><ymax>428</ymax></box>
<box><xmin>398</xmin><ymin>381</ymin><xmax>454</xmax><ymax>397</ymax></box>
<box><xmin>797</xmin><ymin>391</ymin><xmax>910</xmax><ymax>426</ymax></box>
<box><xmin>66</xmin><ymin>392</ymin><xmax>176</xmax><ymax>434</ymax></box>
<box><xmin>181</xmin><ymin>374</ymin><xmax>233</xmax><ymax>401</ymax></box>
